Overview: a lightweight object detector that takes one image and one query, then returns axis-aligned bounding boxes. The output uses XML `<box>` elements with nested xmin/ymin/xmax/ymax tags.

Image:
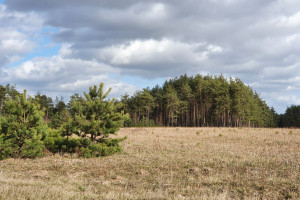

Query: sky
<box><xmin>1</xmin><ymin>0</ymin><xmax>300</xmax><ymax>113</ymax></box>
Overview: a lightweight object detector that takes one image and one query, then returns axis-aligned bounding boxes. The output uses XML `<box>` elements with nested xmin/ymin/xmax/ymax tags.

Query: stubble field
<box><xmin>0</xmin><ymin>127</ymin><xmax>299</xmax><ymax>200</ymax></box>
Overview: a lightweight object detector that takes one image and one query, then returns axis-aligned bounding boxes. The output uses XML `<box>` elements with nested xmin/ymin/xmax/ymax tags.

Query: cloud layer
<box><xmin>2</xmin><ymin>0</ymin><xmax>300</xmax><ymax>112</ymax></box>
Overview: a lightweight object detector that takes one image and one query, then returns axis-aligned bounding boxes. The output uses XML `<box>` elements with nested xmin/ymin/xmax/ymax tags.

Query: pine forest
<box><xmin>122</xmin><ymin>74</ymin><xmax>279</xmax><ymax>128</ymax></box>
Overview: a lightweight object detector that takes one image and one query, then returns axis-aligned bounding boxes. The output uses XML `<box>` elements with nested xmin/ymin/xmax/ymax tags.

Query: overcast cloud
<box><xmin>1</xmin><ymin>0</ymin><xmax>300</xmax><ymax>113</ymax></box>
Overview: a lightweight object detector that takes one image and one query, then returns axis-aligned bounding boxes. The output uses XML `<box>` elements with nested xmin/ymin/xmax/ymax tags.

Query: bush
<box><xmin>0</xmin><ymin>137</ymin><xmax>18</xmax><ymax>160</ymax></box>
<box><xmin>44</xmin><ymin>133</ymin><xmax>79</xmax><ymax>154</ymax></box>
<box><xmin>21</xmin><ymin>136</ymin><xmax>45</xmax><ymax>158</ymax></box>
<box><xmin>1</xmin><ymin>128</ymin><xmax>125</xmax><ymax>159</ymax></box>
<box><xmin>43</xmin><ymin>130</ymin><xmax>125</xmax><ymax>158</ymax></box>
<box><xmin>79</xmin><ymin>141</ymin><xmax>122</xmax><ymax>158</ymax></box>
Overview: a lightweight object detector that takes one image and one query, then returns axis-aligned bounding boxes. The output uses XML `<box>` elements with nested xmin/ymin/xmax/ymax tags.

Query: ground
<box><xmin>0</xmin><ymin>127</ymin><xmax>299</xmax><ymax>200</ymax></box>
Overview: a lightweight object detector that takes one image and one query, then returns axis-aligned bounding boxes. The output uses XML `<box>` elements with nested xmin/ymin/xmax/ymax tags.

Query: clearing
<box><xmin>0</xmin><ymin>127</ymin><xmax>299</xmax><ymax>199</ymax></box>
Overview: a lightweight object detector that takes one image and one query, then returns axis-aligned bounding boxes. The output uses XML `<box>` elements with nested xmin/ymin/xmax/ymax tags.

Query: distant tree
<box><xmin>177</xmin><ymin>76</ymin><xmax>193</xmax><ymax>126</ymax></box>
<box><xmin>164</xmin><ymin>83</ymin><xmax>180</xmax><ymax>126</ymax></box>
<box><xmin>139</xmin><ymin>89</ymin><xmax>155</xmax><ymax>125</ymax></box>
<box><xmin>5</xmin><ymin>84</ymin><xmax>20</xmax><ymax>100</ymax></box>
<box><xmin>151</xmin><ymin>85</ymin><xmax>164</xmax><ymax>126</ymax></box>
<box><xmin>0</xmin><ymin>85</ymin><xmax>6</xmax><ymax>118</ymax></box>
<box><xmin>283</xmin><ymin>105</ymin><xmax>300</xmax><ymax>127</ymax></box>
<box><xmin>270</xmin><ymin>107</ymin><xmax>279</xmax><ymax>128</ymax></box>
<box><xmin>53</xmin><ymin>97</ymin><xmax>67</xmax><ymax>114</ymax></box>
<box><xmin>59</xmin><ymin>108</ymin><xmax>77</xmax><ymax>140</ymax></box>
<box><xmin>34</xmin><ymin>92</ymin><xmax>54</xmax><ymax>121</ymax></box>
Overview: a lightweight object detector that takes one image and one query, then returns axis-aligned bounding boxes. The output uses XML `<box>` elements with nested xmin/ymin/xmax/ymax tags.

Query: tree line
<box><xmin>120</xmin><ymin>74</ymin><xmax>298</xmax><ymax>128</ymax></box>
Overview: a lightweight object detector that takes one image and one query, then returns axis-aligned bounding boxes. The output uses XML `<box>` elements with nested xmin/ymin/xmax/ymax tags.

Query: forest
<box><xmin>0</xmin><ymin>74</ymin><xmax>299</xmax><ymax>160</ymax></box>
<box><xmin>122</xmin><ymin>74</ymin><xmax>297</xmax><ymax>128</ymax></box>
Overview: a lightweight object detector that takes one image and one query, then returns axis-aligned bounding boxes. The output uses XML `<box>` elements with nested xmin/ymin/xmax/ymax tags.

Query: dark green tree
<box><xmin>34</xmin><ymin>92</ymin><xmax>54</xmax><ymax>122</ymax></box>
<box><xmin>164</xmin><ymin>83</ymin><xmax>180</xmax><ymax>126</ymax></box>
<box><xmin>282</xmin><ymin>105</ymin><xmax>300</xmax><ymax>127</ymax></box>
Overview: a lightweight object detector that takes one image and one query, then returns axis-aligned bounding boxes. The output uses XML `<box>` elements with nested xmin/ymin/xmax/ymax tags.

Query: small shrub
<box><xmin>21</xmin><ymin>136</ymin><xmax>45</xmax><ymax>159</ymax></box>
<box><xmin>0</xmin><ymin>137</ymin><xmax>18</xmax><ymax>160</ymax></box>
<box><xmin>79</xmin><ymin>142</ymin><xmax>122</xmax><ymax>158</ymax></box>
<box><xmin>44</xmin><ymin>132</ymin><xmax>125</xmax><ymax>158</ymax></box>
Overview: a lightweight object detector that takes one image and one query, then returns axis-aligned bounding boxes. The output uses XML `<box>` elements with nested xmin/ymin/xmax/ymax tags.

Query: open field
<box><xmin>0</xmin><ymin>127</ymin><xmax>300</xmax><ymax>200</ymax></box>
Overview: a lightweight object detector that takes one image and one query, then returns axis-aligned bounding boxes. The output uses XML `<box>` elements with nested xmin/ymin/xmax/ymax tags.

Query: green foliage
<box><xmin>123</xmin><ymin>74</ymin><xmax>277</xmax><ymax>128</ymax></box>
<box><xmin>43</xmin><ymin>83</ymin><xmax>127</xmax><ymax>158</ymax></box>
<box><xmin>124</xmin><ymin>118</ymin><xmax>136</xmax><ymax>127</ymax></box>
<box><xmin>44</xmin><ymin>130</ymin><xmax>125</xmax><ymax>157</ymax></box>
<box><xmin>80</xmin><ymin>141</ymin><xmax>122</xmax><ymax>158</ymax></box>
<box><xmin>70</xmin><ymin>83</ymin><xmax>128</xmax><ymax>141</ymax></box>
<box><xmin>0</xmin><ymin>136</ymin><xmax>18</xmax><ymax>160</ymax></box>
<box><xmin>79</xmin><ymin>137</ymin><xmax>126</xmax><ymax>158</ymax></box>
<box><xmin>0</xmin><ymin>83</ymin><xmax>127</xmax><ymax>160</ymax></box>
<box><xmin>43</xmin><ymin>129</ymin><xmax>79</xmax><ymax>153</ymax></box>
<box><xmin>20</xmin><ymin>134</ymin><xmax>45</xmax><ymax>158</ymax></box>
<box><xmin>34</xmin><ymin>92</ymin><xmax>54</xmax><ymax>121</ymax></box>
<box><xmin>281</xmin><ymin>105</ymin><xmax>300</xmax><ymax>127</ymax></box>
<box><xmin>0</xmin><ymin>90</ymin><xmax>47</xmax><ymax>159</ymax></box>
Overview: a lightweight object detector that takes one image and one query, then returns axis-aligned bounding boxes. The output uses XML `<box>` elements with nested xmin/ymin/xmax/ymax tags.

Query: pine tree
<box><xmin>34</xmin><ymin>93</ymin><xmax>54</xmax><ymax>122</ymax></box>
<box><xmin>164</xmin><ymin>84</ymin><xmax>180</xmax><ymax>126</ymax></box>
<box><xmin>70</xmin><ymin>83</ymin><xmax>127</xmax><ymax>141</ymax></box>
<box><xmin>282</xmin><ymin>105</ymin><xmax>300</xmax><ymax>127</ymax></box>
<box><xmin>0</xmin><ymin>90</ymin><xmax>47</xmax><ymax>159</ymax></box>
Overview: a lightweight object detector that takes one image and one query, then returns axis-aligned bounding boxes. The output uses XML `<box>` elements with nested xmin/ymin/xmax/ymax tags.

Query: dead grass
<box><xmin>0</xmin><ymin>127</ymin><xmax>300</xmax><ymax>199</ymax></box>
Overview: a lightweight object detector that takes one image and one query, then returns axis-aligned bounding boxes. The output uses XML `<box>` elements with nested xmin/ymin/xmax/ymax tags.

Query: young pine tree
<box><xmin>0</xmin><ymin>90</ymin><xmax>47</xmax><ymax>159</ymax></box>
<box><xmin>70</xmin><ymin>83</ymin><xmax>128</xmax><ymax>141</ymax></box>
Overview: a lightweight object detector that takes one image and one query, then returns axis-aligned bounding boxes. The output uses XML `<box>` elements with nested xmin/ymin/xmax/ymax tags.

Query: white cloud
<box><xmin>276</xmin><ymin>11</ymin><xmax>300</xmax><ymax>27</ymax></box>
<box><xmin>98</xmin><ymin>39</ymin><xmax>222</xmax><ymax>70</ymax></box>
<box><xmin>2</xmin><ymin>0</ymin><xmax>300</xmax><ymax>112</ymax></box>
<box><xmin>1</xmin><ymin>44</ymin><xmax>137</xmax><ymax>99</ymax></box>
<box><xmin>0</xmin><ymin>4</ymin><xmax>42</xmax><ymax>66</ymax></box>
<box><xmin>278</xmin><ymin>96</ymin><xmax>300</xmax><ymax>105</ymax></box>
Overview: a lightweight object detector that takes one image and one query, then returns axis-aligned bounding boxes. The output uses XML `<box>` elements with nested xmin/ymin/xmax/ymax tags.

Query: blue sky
<box><xmin>1</xmin><ymin>0</ymin><xmax>300</xmax><ymax>113</ymax></box>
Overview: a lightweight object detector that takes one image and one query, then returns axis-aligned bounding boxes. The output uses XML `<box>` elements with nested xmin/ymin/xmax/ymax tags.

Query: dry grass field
<box><xmin>0</xmin><ymin>127</ymin><xmax>300</xmax><ymax>200</ymax></box>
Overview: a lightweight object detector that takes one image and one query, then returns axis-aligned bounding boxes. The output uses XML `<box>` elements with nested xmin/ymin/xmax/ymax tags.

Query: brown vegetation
<box><xmin>0</xmin><ymin>127</ymin><xmax>299</xmax><ymax>199</ymax></box>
